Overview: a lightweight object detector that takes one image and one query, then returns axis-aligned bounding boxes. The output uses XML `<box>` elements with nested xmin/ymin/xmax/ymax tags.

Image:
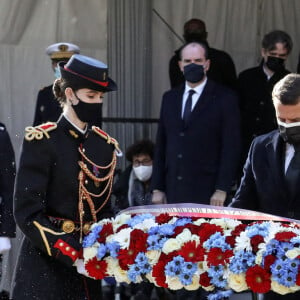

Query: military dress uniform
<box><xmin>0</xmin><ymin>123</ymin><xmax>16</xmax><ymax>238</ymax></box>
<box><xmin>33</xmin><ymin>85</ymin><xmax>62</xmax><ymax>126</ymax></box>
<box><xmin>12</xmin><ymin>116</ymin><xmax>120</xmax><ymax>300</ymax></box>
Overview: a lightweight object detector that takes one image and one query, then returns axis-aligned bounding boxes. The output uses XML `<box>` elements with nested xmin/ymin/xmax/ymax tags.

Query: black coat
<box><xmin>151</xmin><ymin>80</ymin><xmax>241</xmax><ymax>204</ymax></box>
<box><xmin>169</xmin><ymin>46</ymin><xmax>237</xmax><ymax>90</ymax></box>
<box><xmin>231</xmin><ymin>130</ymin><xmax>300</xmax><ymax>219</ymax></box>
<box><xmin>0</xmin><ymin>123</ymin><xmax>16</xmax><ymax>237</ymax></box>
<box><xmin>12</xmin><ymin>116</ymin><xmax>118</xmax><ymax>300</ymax></box>
<box><xmin>237</xmin><ymin>63</ymin><xmax>289</xmax><ymax>169</ymax></box>
<box><xmin>33</xmin><ymin>85</ymin><xmax>62</xmax><ymax>126</ymax></box>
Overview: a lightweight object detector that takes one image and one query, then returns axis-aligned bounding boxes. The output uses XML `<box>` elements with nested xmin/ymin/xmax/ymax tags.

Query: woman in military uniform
<box><xmin>12</xmin><ymin>54</ymin><xmax>120</xmax><ymax>300</ymax></box>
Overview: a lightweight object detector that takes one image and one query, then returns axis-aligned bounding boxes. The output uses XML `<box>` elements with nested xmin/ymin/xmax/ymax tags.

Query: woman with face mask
<box><xmin>12</xmin><ymin>54</ymin><xmax>120</xmax><ymax>300</ymax></box>
<box><xmin>112</xmin><ymin>140</ymin><xmax>168</xmax><ymax>300</ymax></box>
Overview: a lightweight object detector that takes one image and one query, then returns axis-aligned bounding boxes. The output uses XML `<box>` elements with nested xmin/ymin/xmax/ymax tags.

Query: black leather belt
<box><xmin>48</xmin><ymin>216</ymin><xmax>92</xmax><ymax>234</ymax></box>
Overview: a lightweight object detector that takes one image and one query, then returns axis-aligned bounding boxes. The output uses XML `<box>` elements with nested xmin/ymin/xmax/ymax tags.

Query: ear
<box><xmin>65</xmin><ymin>87</ymin><xmax>74</xmax><ymax>100</ymax></box>
<box><xmin>205</xmin><ymin>59</ymin><xmax>210</xmax><ymax>72</ymax></box>
<box><xmin>178</xmin><ymin>60</ymin><xmax>184</xmax><ymax>72</ymax></box>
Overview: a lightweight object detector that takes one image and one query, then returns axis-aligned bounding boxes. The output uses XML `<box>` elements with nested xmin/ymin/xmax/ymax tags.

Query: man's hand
<box><xmin>0</xmin><ymin>237</ymin><xmax>11</xmax><ymax>254</ymax></box>
<box><xmin>210</xmin><ymin>190</ymin><xmax>227</xmax><ymax>206</ymax></box>
<box><xmin>152</xmin><ymin>190</ymin><xmax>167</xmax><ymax>204</ymax></box>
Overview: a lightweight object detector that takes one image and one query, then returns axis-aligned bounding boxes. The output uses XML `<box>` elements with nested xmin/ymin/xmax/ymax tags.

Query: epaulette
<box><xmin>92</xmin><ymin>126</ymin><xmax>122</xmax><ymax>155</ymax></box>
<box><xmin>25</xmin><ymin>122</ymin><xmax>57</xmax><ymax>141</ymax></box>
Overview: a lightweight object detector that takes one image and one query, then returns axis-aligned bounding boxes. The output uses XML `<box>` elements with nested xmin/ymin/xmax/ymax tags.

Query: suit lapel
<box><xmin>265</xmin><ymin>132</ymin><xmax>287</xmax><ymax>200</ymax></box>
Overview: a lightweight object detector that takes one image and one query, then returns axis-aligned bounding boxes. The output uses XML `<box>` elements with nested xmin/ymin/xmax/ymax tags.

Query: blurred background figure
<box><xmin>112</xmin><ymin>139</ymin><xmax>169</xmax><ymax>300</ymax></box>
<box><xmin>237</xmin><ymin>30</ymin><xmax>293</xmax><ymax>179</ymax></box>
<box><xmin>169</xmin><ymin>18</ymin><xmax>237</xmax><ymax>90</ymax></box>
<box><xmin>0</xmin><ymin>123</ymin><xmax>16</xmax><ymax>300</ymax></box>
<box><xmin>33</xmin><ymin>42</ymin><xmax>80</xmax><ymax>126</ymax></box>
<box><xmin>113</xmin><ymin>139</ymin><xmax>154</xmax><ymax>213</ymax></box>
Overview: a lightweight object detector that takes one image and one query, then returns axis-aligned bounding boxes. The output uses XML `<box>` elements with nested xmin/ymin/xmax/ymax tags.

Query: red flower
<box><xmin>85</xmin><ymin>257</ymin><xmax>108</xmax><ymax>279</ymax></box>
<box><xmin>97</xmin><ymin>222</ymin><xmax>113</xmax><ymax>243</ymax></box>
<box><xmin>117</xmin><ymin>248</ymin><xmax>137</xmax><ymax>270</ymax></box>
<box><xmin>116</xmin><ymin>224</ymin><xmax>129</xmax><ymax>232</ymax></box>
<box><xmin>155</xmin><ymin>213</ymin><xmax>173</xmax><ymax>224</ymax></box>
<box><xmin>275</xmin><ymin>231</ymin><xmax>297</xmax><ymax>242</ymax></box>
<box><xmin>263</xmin><ymin>255</ymin><xmax>276</xmax><ymax>272</ymax></box>
<box><xmin>199</xmin><ymin>272</ymin><xmax>211</xmax><ymax>287</ymax></box>
<box><xmin>296</xmin><ymin>272</ymin><xmax>300</xmax><ymax>286</ymax></box>
<box><xmin>197</xmin><ymin>223</ymin><xmax>223</xmax><ymax>244</ymax></box>
<box><xmin>250</xmin><ymin>235</ymin><xmax>265</xmax><ymax>253</ymax></box>
<box><xmin>225</xmin><ymin>235</ymin><xmax>236</xmax><ymax>248</ymax></box>
<box><xmin>178</xmin><ymin>241</ymin><xmax>204</xmax><ymax>262</ymax></box>
<box><xmin>129</xmin><ymin>229</ymin><xmax>148</xmax><ymax>252</ymax></box>
<box><xmin>207</xmin><ymin>247</ymin><xmax>233</xmax><ymax>266</ymax></box>
<box><xmin>231</xmin><ymin>223</ymin><xmax>247</xmax><ymax>237</ymax></box>
<box><xmin>245</xmin><ymin>265</ymin><xmax>271</xmax><ymax>293</ymax></box>
<box><xmin>152</xmin><ymin>255</ymin><xmax>171</xmax><ymax>288</ymax></box>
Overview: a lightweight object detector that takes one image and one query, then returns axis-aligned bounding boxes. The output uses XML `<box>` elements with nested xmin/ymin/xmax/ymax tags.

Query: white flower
<box><xmin>162</xmin><ymin>238</ymin><xmax>181</xmax><ymax>254</ymax></box>
<box><xmin>255</xmin><ymin>248</ymin><xmax>265</xmax><ymax>265</ymax></box>
<box><xmin>104</xmin><ymin>257</ymin><xmax>119</xmax><ymax>276</ymax></box>
<box><xmin>286</xmin><ymin>248</ymin><xmax>300</xmax><ymax>259</ymax></box>
<box><xmin>271</xmin><ymin>281</ymin><xmax>298</xmax><ymax>295</ymax></box>
<box><xmin>193</xmin><ymin>218</ymin><xmax>207</xmax><ymax>225</ymax></box>
<box><xmin>166</xmin><ymin>276</ymin><xmax>183</xmax><ymax>290</ymax></box>
<box><xmin>83</xmin><ymin>246</ymin><xmax>98</xmax><ymax>260</ymax></box>
<box><xmin>113</xmin><ymin>214</ymin><xmax>131</xmax><ymax>231</ymax></box>
<box><xmin>146</xmin><ymin>250</ymin><xmax>161</xmax><ymax>265</ymax></box>
<box><xmin>235</xmin><ymin>231</ymin><xmax>251</xmax><ymax>251</ymax></box>
<box><xmin>190</xmin><ymin>234</ymin><xmax>200</xmax><ymax>245</ymax></box>
<box><xmin>176</xmin><ymin>228</ymin><xmax>192</xmax><ymax>245</ymax></box>
<box><xmin>184</xmin><ymin>275</ymin><xmax>200</xmax><ymax>291</ymax></box>
<box><xmin>135</xmin><ymin>218</ymin><xmax>157</xmax><ymax>231</ymax></box>
<box><xmin>106</xmin><ymin>228</ymin><xmax>131</xmax><ymax>249</ymax></box>
<box><xmin>210</xmin><ymin>218</ymin><xmax>227</xmax><ymax>229</ymax></box>
<box><xmin>228</xmin><ymin>273</ymin><xmax>247</xmax><ymax>292</ymax></box>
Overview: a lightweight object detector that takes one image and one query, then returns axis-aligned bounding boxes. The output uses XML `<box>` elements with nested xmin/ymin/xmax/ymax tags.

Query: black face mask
<box><xmin>278</xmin><ymin>121</ymin><xmax>300</xmax><ymax>146</ymax></box>
<box><xmin>265</xmin><ymin>56</ymin><xmax>285</xmax><ymax>73</ymax></box>
<box><xmin>72</xmin><ymin>93</ymin><xmax>102</xmax><ymax>124</ymax></box>
<box><xmin>183</xmin><ymin>63</ymin><xmax>205</xmax><ymax>83</ymax></box>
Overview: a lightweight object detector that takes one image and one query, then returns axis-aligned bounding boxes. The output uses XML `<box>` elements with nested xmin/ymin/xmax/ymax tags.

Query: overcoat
<box><xmin>151</xmin><ymin>80</ymin><xmax>241</xmax><ymax>204</ymax></box>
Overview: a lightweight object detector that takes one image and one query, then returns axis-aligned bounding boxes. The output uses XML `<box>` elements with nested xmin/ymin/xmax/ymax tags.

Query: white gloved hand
<box><xmin>0</xmin><ymin>237</ymin><xmax>11</xmax><ymax>254</ymax></box>
<box><xmin>73</xmin><ymin>258</ymin><xmax>89</xmax><ymax>277</ymax></box>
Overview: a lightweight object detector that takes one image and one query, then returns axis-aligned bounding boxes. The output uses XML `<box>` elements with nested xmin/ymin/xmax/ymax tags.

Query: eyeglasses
<box><xmin>132</xmin><ymin>159</ymin><xmax>152</xmax><ymax>167</ymax></box>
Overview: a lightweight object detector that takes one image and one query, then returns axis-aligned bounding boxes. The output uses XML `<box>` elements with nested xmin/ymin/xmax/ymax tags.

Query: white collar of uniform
<box><xmin>63</xmin><ymin>113</ymin><xmax>88</xmax><ymax>134</ymax></box>
<box><xmin>262</xmin><ymin>64</ymin><xmax>273</xmax><ymax>80</ymax></box>
<box><xmin>184</xmin><ymin>77</ymin><xmax>207</xmax><ymax>96</ymax></box>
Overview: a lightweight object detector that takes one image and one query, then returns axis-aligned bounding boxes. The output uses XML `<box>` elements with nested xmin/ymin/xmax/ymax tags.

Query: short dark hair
<box><xmin>183</xmin><ymin>18</ymin><xmax>207</xmax><ymax>43</ymax></box>
<box><xmin>125</xmin><ymin>139</ymin><xmax>155</xmax><ymax>162</ymax></box>
<box><xmin>272</xmin><ymin>73</ymin><xmax>300</xmax><ymax>105</ymax></box>
<box><xmin>179</xmin><ymin>42</ymin><xmax>209</xmax><ymax>60</ymax></box>
<box><xmin>262</xmin><ymin>30</ymin><xmax>293</xmax><ymax>55</ymax></box>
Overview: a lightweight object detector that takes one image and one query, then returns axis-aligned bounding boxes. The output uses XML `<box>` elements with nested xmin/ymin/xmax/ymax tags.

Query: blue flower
<box><xmin>208</xmin><ymin>265</ymin><xmax>227</xmax><ymax>289</ymax></box>
<box><xmin>246</xmin><ymin>222</ymin><xmax>270</xmax><ymax>238</ymax></box>
<box><xmin>182</xmin><ymin>261</ymin><xmax>197</xmax><ymax>275</ymax></box>
<box><xmin>96</xmin><ymin>243</ymin><xmax>107</xmax><ymax>259</ymax></box>
<box><xmin>147</xmin><ymin>234</ymin><xmax>160</xmax><ymax>250</ymax></box>
<box><xmin>158</xmin><ymin>224</ymin><xmax>175</xmax><ymax>236</ymax></box>
<box><xmin>128</xmin><ymin>264</ymin><xmax>141</xmax><ymax>282</ymax></box>
<box><xmin>106</xmin><ymin>241</ymin><xmax>120</xmax><ymax>258</ymax></box>
<box><xmin>165</xmin><ymin>256</ymin><xmax>184</xmax><ymax>277</ymax></box>
<box><xmin>82</xmin><ymin>225</ymin><xmax>102</xmax><ymax>247</ymax></box>
<box><xmin>290</xmin><ymin>236</ymin><xmax>300</xmax><ymax>245</ymax></box>
<box><xmin>204</xmin><ymin>232</ymin><xmax>230</xmax><ymax>251</ymax></box>
<box><xmin>179</xmin><ymin>272</ymin><xmax>193</xmax><ymax>285</ymax></box>
<box><xmin>229</xmin><ymin>250</ymin><xmax>256</xmax><ymax>274</ymax></box>
<box><xmin>148</xmin><ymin>226</ymin><xmax>159</xmax><ymax>235</ymax></box>
<box><xmin>174</xmin><ymin>217</ymin><xmax>192</xmax><ymax>227</ymax></box>
<box><xmin>264</xmin><ymin>239</ymin><xmax>280</xmax><ymax>255</ymax></box>
<box><xmin>158</xmin><ymin>237</ymin><xmax>168</xmax><ymax>248</ymax></box>
<box><xmin>126</xmin><ymin>213</ymin><xmax>154</xmax><ymax>227</ymax></box>
<box><xmin>207</xmin><ymin>290</ymin><xmax>233</xmax><ymax>300</ymax></box>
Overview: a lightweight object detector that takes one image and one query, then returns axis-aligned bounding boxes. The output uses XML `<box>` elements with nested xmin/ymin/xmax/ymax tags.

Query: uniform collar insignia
<box><xmin>69</xmin><ymin>129</ymin><xmax>79</xmax><ymax>139</ymax></box>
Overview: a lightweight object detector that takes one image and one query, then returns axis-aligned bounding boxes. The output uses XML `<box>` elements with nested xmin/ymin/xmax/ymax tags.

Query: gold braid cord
<box><xmin>25</xmin><ymin>122</ymin><xmax>57</xmax><ymax>141</ymax></box>
<box><xmin>78</xmin><ymin>147</ymin><xmax>117</xmax><ymax>241</ymax></box>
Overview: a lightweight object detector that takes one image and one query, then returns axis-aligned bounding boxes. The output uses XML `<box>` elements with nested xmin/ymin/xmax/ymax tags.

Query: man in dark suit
<box><xmin>33</xmin><ymin>42</ymin><xmax>80</xmax><ymax>126</ymax></box>
<box><xmin>169</xmin><ymin>18</ymin><xmax>237</xmax><ymax>90</ymax></box>
<box><xmin>230</xmin><ymin>73</ymin><xmax>300</xmax><ymax>300</ymax></box>
<box><xmin>152</xmin><ymin>42</ymin><xmax>241</xmax><ymax>209</ymax></box>
<box><xmin>237</xmin><ymin>30</ymin><xmax>293</xmax><ymax>178</ymax></box>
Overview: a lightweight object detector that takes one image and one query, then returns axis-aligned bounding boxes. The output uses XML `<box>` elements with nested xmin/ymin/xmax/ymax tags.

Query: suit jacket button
<box><xmin>179</xmin><ymin>132</ymin><xmax>185</xmax><ymax>137</ymax></box>
<box><xmin>177</xmin><ymin>176</ymin><xmax>183</xmax><ymax>180</ymax></box>
<box><xmin>177</xmin><ymin>154</ymin><xmax>183</xmax><ymax>158</ymax></box>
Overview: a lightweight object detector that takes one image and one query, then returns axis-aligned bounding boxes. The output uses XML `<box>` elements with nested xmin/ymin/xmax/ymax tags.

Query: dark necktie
<box><xmin>285</xmin><ymin>144</ymin><xmax>300</xmax><ymax>198</ymax></box>
<box><xmin>183</xmin><ymin>89</ymin><xmax>195</xmax><ymax>124</ymax></box>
